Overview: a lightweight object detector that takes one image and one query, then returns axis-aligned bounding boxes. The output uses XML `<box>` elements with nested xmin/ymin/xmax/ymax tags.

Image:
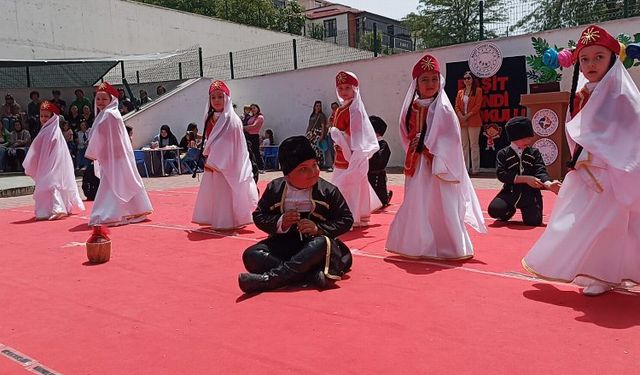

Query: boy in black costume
<box><xmin>368</xmin><ymin>115</ymin><xmax>392</xmax><ymax>207</ymax></box>
<box><xmin>238</xmin><ymin>136</ymin><xmax>353</xmax><ymax>293</ymax></box>
<box><xmin>488</xmin><ymin>117</ymin><xmax>561</xmax><ymax>226</ymax></box>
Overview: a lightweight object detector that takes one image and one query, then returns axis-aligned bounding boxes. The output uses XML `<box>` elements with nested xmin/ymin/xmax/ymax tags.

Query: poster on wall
<box><xmin>444</xmin><ymin>56</ymin><xmax>528</xmax><ymax>169</ymax></box>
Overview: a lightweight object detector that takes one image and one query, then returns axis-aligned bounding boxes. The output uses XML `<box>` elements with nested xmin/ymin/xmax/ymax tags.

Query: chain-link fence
<box><xmin>297</xmin><ymin>38</ymin><xmax>374</xmax><ymax>69</ymax></box>
<box><xmin>102</xmin><ymin>47</ymin><xmax>202</xmax><ymax>85</ymax></box>
<box><xmin>200</xmin><ymin>38</ymin><xmax>374</xmax><ymax>81</ymax></box>
<box><xmin>483</xmin><ymin>0</ymin><xmax>637</xmax><ymax>43</ymax></box>
<box><xmin>412</xmin><ymin>0</ymin><xmax>640</xmax><ymax>50</ymax></box>
<box><xmin>303</xmin><ymin>29</ymin><xmax>415</xmax><ymax>55</ymax></box>
<box><xmin>0</xmin><ymin>60</ymin><xmax>120</xmax><ymax>89</ymax></box>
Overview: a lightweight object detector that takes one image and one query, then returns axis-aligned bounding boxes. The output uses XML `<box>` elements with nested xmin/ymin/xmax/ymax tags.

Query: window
<box><xmin>324</xmin><ymin>19</ymin><xmax>337</xmax><ymax>37</ymax></box>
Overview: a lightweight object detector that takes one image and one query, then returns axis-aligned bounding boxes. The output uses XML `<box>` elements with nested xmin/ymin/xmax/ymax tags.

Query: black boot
<box><xmin>238</xmin><ymin>273</ymin><xmax>270</xmax><ymax>293</ymax></box>
<box><xmin>242</xmin><ymin>247</ymin><xmax>282</xmax><ymax>274</ymax></box>
<box><xmin>238</xmin><ymin>264</ymin><xmax>298</xmax><ymax>293</ymax></box>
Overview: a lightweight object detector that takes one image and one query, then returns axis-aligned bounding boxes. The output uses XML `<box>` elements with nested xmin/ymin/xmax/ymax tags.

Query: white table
<box><xmin>140</xmin><ymin>146</ymin><xmax>181</xmax><ymax>176</ymax></box>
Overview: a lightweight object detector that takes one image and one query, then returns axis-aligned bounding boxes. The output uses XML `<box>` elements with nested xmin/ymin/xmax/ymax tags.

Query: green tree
<box><xmin>401</xmin><ymin>12</ymin><xmax>431</xmax><ymax>50</ymax></box>
<box><xmin>136</xmin><ymin>0</ymin><xmax>217</xmax><ymax>17</ymax></box>
<box><xmin>357</xmin><ymin>32</ymin><xmax>391</xmax><ymax>55</ymax></box>
<box><xmin>402</xmin><ymin>0</ymin><xmax>506</xmax><ymax>49</ymax></box>
<box><xmin>274</xmin><ymin>1</ymin><xmax>306</xmax><ymax>35</ymax></box>
<box><xmin>511</xmin><ymin>0</ymin><xmax>636</xmax><ymax>34</ymax></box>
<box><xmin>134</xmin><ymin>0</ymin><xmax>306</xmax><ymax>35</ymax></box>
<box><xmin>306</xmin><ymin>24</ymin><xmax>325</xmax><ymax>40</ymax></box>
<box><xmin>213</xmin><ymin>0</ymin><xmax>278</xmax><ymax>29</ymax></box>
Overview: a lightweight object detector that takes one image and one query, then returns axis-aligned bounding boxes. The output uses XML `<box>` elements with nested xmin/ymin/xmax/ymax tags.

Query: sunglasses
<box><xmin>463</xmin><ymin>77</ymin><xmax>472</xmax><ymax>80</ymax></box>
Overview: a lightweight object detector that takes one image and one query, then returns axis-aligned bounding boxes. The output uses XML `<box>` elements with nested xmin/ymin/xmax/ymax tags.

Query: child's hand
<box><xmin>517</xmin><ymin>175</ymin><xmax>544</xmax><ymax>189</ymax></box>
<box><xmin>546</xmin><ymin>180</ymin><xmax>562</xmax><ymax>194</ymax></box>
<box><xmin>409</xmin><ymin>135</ymin><xmax>420</xmax><ymax>152</ymax></box>
<box><xmin>298</xmin><ymin>219</ymin><xmax>319</xmax><ymax>236</ymax></box>
<box><xmin>281</xmin><ymin>211</ymin><xmax>300</xmax><ymax>232</ymax></box>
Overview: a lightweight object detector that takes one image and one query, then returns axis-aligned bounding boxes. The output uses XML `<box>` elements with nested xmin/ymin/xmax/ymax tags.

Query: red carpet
<box><xmin>0</xmin><ymin>184</ymin><xmax>638</xmax><ymax>374</ymax></box>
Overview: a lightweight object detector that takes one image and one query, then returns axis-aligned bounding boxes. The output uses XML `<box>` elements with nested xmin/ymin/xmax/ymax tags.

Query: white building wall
<box><xmin>0</xmin><ymin>0</ymin><xmax>302</xmax><ymax>59</ymax></box>
<box><xmin>307</xmin><ymin>14</ymin><xmax>349</xmax><ymax>32</ymax></box>
<box><xmin>227</xmin><ymin>17</ymin><xmax>640</xmax><ymax>167</ymax></box>
<box><xmin>123</xmin><ymin>79</ymin><xmax>210</xmax><ymax>149</ymax></box>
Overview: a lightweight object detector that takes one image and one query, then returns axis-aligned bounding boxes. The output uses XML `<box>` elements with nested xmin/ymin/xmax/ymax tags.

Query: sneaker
<box><xmin>327</xmin><ymin>167</ymin><xmax>333</xmax><ymax>172</ymax></box>
<box><xmin>582</xmin><ymin>282</ymin><xmax>612</xmax><ymax>296</ymax></box>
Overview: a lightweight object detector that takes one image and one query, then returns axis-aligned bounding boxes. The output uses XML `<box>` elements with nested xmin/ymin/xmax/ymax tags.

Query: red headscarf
<box><xmin>412</xmin><ymin>54</ymin><xmax>441</xmax><ymax>79</ymax></box>
<box><xmin>573</xmin><ymin>25</ymin><xmax>620</xmax><ymax>61</ymax></box>
<box><xmin>209</xmin><ymin>80</ymin><xmax>230</xmax><ymax>96</ymax></box>
<box><xmin>96</xmin><ymin>82</ymin><xmax>120</xmax><ymax>99</ymax></box>
<box><xmin>335</xmin><ymin>71</ymin><xmax>358</xmax><ymax>87</ymax></box>
<box><xmin>40</xmin><ymin>100</ymin><xmax>60</xmax><ymax>115</ymax></box>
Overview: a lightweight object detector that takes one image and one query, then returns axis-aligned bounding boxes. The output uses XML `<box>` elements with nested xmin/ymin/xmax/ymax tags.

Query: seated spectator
<box><xmin>126</xmin><ymin>125</ymin><xmax>133</xmax><ymax>144</ymax></box>
<box><xmin>153</xmin><ymin>124</ymin><xmax>179</xmax><ymax>149</ymax></box>
<box><xmin>184</xmin><ymin>131</ymin><xmax>198</xmax><ymax>149</ymax></box>
<box><xmin>6</xmin><ymin>119</ymin><xmax>31</xmax><ymax>171</ymax></box>
<box><xmin>60</xmin><ymin>119</ymin><xmax>76</xmax><ymax>161</ymax></box>
<box><xmin>179</xmin><ymin>131</ymin><xmax>202</xmax><ymax>173</ymax></box>
<box><xmin>27</xmin><ymin>91</ymin><xmax>41</xmax><ymax>130</ymax></box>
<box><xmin>179</xmin><ymin>123</ymin><xmax>201</xmax><ymax>153</ymax></box>
<box><xmin>81</xmin><ymin>105</ymin><xmax>94</xmax><ymax>127</ymax></box>
<box><xmin>51</xmin><ymin>89</ymin><xmax>67</xmax><ymax>114</ymax></box>
<box><xmin>156</xmin><ymin>85</ymin><xmax>166</xmax><ymax>96</ymax></box>
<box><xmin>0</xmin><ymin>126</ymin><xmax>10</xmax><ymax>172</ymax></box>
<box><xmin>70</xmin><ymin>89</ymin><xmax>92</xmax><ymax>117</ymax></box>
<box><xmin>139</xmin><ymin>90</ymin><xmax>152</xmax><ymax>104</ymax></box>
<box><xmin>117</xmin><ymin>88</ymin><xmax>127</xmax><ymax>101</ymax></box>
<box><xmin>76</xmin><ymin>121</ymin><xmax>90</xmax><ymax>170</ymax></box>
<box><xmin>67</xmin><ymin>105</ymin><xmax>83</xmax><ymax>129</ymax></box>
<box><xmin>261</xmin><ymin>129</ymin><xmax>275</xmax><ymax>146</ymax></box>
<box><xmin>120</xmin><ymin>99</ymin><xmax>135</xmax><ymax>115</ymax></box>
<box><xmin>2</xmin><ymin>94</ymin><xmax>22</xmax><ymax>133</ymax></box>
<box><xmin>153</xmin><ymin>124</ymin><xmax>180</xmax><ymax>174</ymax></box>
<box><xmin>260</xmin><ymin>129</ymin><xmax>277</xmax><ymax>170</ymax></box>
<box><xmin>117</xmin><ymin>88</ymin><xmax>128</xmax><ymax>112</ymax></box>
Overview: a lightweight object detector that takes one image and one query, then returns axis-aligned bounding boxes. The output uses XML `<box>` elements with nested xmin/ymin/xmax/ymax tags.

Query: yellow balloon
<box><xmin>619</xmin><ymin>42</ymin><xmax>627</xmax><ymax>62</ymax></box>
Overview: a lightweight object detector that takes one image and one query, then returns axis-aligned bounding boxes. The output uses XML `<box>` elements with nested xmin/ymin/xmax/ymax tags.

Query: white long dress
<box><xmin>85</xmin><ymin>96</ymin><xmax>153</xmax><ymax>226</ymax></box>
<box><xmin>523</xmin><ymin>61</ymin><xmax>640</xmax><ymax>287</ymax></box>
<box><xmin>386</xmin><ymin>78</ymin><xmax>486</xmax><ymax>260</ymax></box>
<box><xmin>192</xmin><ymin>92</ymin><xmax>258</xmax><ymax>230</ymax></box>
<box><xmin>330</xmin><ymin>127</ymin><xmax>381</xmax><ymax>225</ymax></box>
<box><xmin>23</xmin><ymin>114</ymin><xmax>85</xmax><ymax>219</ymax></box>
<box><xmin>330</xmin><ymin>73</ymin><xmax>382</xmax><ymax>225</ymax></box>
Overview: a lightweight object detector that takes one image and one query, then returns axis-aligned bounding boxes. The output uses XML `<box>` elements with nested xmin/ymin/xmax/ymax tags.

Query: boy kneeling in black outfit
<box><xmin>368</xmin><ymin>115</ymin><xmax>392</xmax><ymax>207</ymax></box>
<box><xmin>238</xmin><ymin>136</ymin><xmax>353</xmax><ymax>293</ymax></box>
<box><xmin>488</xmin><ymin>117</ymin><xmax>561</xmax><ymax>226</ymax></box>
